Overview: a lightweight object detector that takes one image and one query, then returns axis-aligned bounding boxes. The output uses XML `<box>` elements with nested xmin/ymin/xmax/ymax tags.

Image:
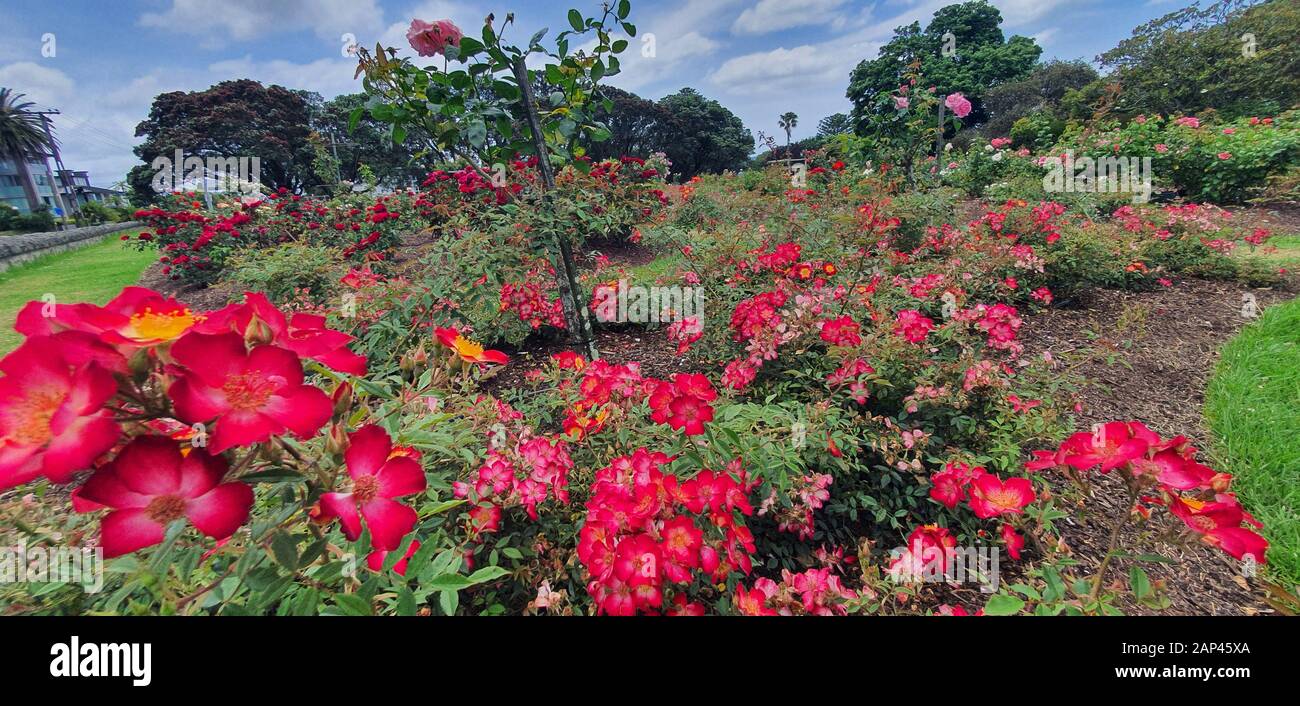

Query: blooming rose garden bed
<box><xmin>2</xmin><ymin>5</ymin><xmax>1298</xmax><ymax>618</ymax></box>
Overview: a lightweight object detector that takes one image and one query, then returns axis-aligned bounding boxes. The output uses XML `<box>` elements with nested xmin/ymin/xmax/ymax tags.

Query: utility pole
<box><xmin>34</xmin><ymin>109</ymin><xmax>79</xmax><ymax>223</ymax></box>
<box><xmin>329</xmin><ymin>131</ymin><xmax>342</xmax><ymax>183</ymax></box>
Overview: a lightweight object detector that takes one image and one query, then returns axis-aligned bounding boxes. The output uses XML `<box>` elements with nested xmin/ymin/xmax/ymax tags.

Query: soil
<box><xmin>1017</xmin><ymin>277</ymin><xmax>1298</xmax><ymax>615</ymax></box>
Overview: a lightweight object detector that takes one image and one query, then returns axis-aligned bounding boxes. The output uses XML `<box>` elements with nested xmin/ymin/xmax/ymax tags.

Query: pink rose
<box><xmin>407</xmin><ymin>18</ymin><xmax>463</xmax><ymax>57</ymax></box>
<box><xmin>1218</xmin><ymin>152</ymin><xmax>1232</xmax><ymax>160</ymax></box>
<box><xmin>944</xmin><ymin>92</ymin><xmax>972</xmax><ymax>119</ymax></box>
<box><xmin>893</xmin><ymin>95</ymin><xmax>910</xmax><ymax>110</ymax></box>
<box><xmin>1155</xmin><ymin>143</ymin><xmax>1168</xmax><ymax>153</ymax></box>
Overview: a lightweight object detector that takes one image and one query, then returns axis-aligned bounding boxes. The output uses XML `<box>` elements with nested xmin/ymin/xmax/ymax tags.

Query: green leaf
<box><xmin>982</xmin><ymin>593</ymin><xmax>1025</xmax><ymax>616</ymax></box>
<box><xmin>334</xmin><ymin>593</ymin><xmax>373</xmax><ymax>616</ymax></box>
<box><xmin>438</xmin><ymin>589</ymin><xmax>459</xmax><ymax>615</ymax></box>
<box><xmin>270</xmin><ymin>531</ymin><xmax>298</xmax><ymax>571</ymax></box>
<box><xmin>397</xmin><ymin>586</ymin><xmax>417</xmax><ymax>616</ymax></box>
<box><xmin>467</xmin><ymin>565</ymin><xmax>510</xmax><ymax>584</ymax></box>
<box><xmin>612</xmin><ymin>39</ymin><xmax>628</xmax><ymax>53</ymax></box>
<box><xmin>568</xmin><ymin>9</ymin><xmax>584</xmax><ymax>32</ymax></box>
<box><xmin>424</xmin><ymin>573</ymin><xmax>474</xmax><ymax>592</ymax></box>
<box><xmin>1129</xmin><ymin>566</ymin><xmax>1151</xmax><ymax>599</ymax></box>
<box><xmin>467</xmin><ymin>120</ymin><xmax>488</xmax><ymax>147</ymax></box>
<box><xmin>529</xmin><ymin>28</ymin><xmax>549</xmax><ymax>47</ymax></box>
<box><xmin>347</xmin><ymin>106</ymin><xmax>364</xmax><ymax>133</ymax></box>
<box><xmin>617</xmin><ymin>0</ymin><xmax>631</xmax><ymax>19</ymax></box>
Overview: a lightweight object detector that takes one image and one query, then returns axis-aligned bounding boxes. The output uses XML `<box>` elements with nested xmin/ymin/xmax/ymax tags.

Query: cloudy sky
<box><xmin>0</xmin><ymin>0</ymin><xmax>1195</xmax><ymax>186</ymax></box>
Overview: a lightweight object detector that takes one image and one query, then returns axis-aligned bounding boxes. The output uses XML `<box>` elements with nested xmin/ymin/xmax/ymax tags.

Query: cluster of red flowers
<box><xmin>452</xmin><ymin>433</ymin><xmax>573</xmax><ymax>522</ymax></box>
<box><xmin>499</xmin><ymin>271</ymin><xmax>566</xmax><ymax>330</ymax></box>
<box><xmin>578</xmin><ymin>450</ymin><xmax>757</xmax><ymax>615</ymax></box>
<box><xmin>928</xmin><ymin>461</ymin><xmax>1036</xmax><ymax>558</ymax></box>
<box><xmin>730</xmin><ymin>290</ymin><xmax>787</xmax><ymax>341</ymax></box>
<box><xmin>819</xmin><ymin>316</ymin><xmax>862</xmax><ymax>347</ymax></box>
<box><xmin>555</xmin><ymin>356</ymin><xmax>649</xmax><ymax>440</ymax></box>
<box><xmin>735</xmin><ymin>566</ymin><xmax>857</xmax><ymax>616</ymax></box>
<box><xmin>647</xmin><ymin>373</ymin><xmax>718</xmax><ymax>436</ymax></box>
<box><xmin>133</xmin><ymin>190</ymin><xmax>407</xmax><ymax>284</ymax></box>
<box><xmin>0</xmin><ymin>286</ymin><xmax>367</xmax><ymax>557</ymax></box>
<box><xmin>893</xmin><ymin>309</ymin><xmax>935</xmax><ymax>343</ymax></box>
<box><xmin>886</xmin><ymin>524</ymin><xmax>966</xmax><ymax>583</ymax></box>
<box><xmin>974</xmin><ymin>303</ymin><xmax>1023</xmax><ymax>352</ymax></box>
<box><xmin>1028</xmin><ymin>421</ymin><xmax>1267</xmax><ymax>563</ymax></box>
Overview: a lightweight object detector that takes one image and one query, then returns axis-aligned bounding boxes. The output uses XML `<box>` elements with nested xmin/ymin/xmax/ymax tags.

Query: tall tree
<box><xmin>655</xmin><ymin>88</ymin><xmax>753</xmax><ymax>178</ymax></box>
<box><xmin>0</xmin><ymin>88</ymin><xmax>54</xmax><ymax>213</ymax></box>
<box><xmin>816</xmin><ymin>113</ymin><xmax>853</xmax><ymax>137</ymax></box>
<box><xmin>846</xmin><ymin>1</ymin><xmax>1040</xmax><ymax>131</ymax></box>
<box><xmin>778</xmin><ymin>111</ymin><xmax>799</xmax><ymax>149</ymax></box>
<box><xmin>314</xmin><ymin>93</ymin><xmax>432</xmax><ymax>188</ymax></box>
<box><xmin>1097</xmin><ymin>0</ymin><xmax>1300</xmax><ymax>118</ymax></box>
<box><xmin>978</xmin><ymin>60</ymin><xmax>1099</xmax><ymax>137</ymax></box>
<box><xmin>586</xmin><ymin>85</ymin><xmax>677</xmax><ymax>161</ymax></box>
<box><xmin>130</xmin><ymin>79</ymin><xmax>319</xmax><ymax>202</ymax></box>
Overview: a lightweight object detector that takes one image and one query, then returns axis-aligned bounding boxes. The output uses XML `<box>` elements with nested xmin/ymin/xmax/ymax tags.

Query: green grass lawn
<box><xmin>1205</xmin><ymin>296</ymin><xmax>1300</xmax><ymax>585</ymax></box>
<box><xmin>0</xmin><ymin>230</ymin><xmax>155</xmax><ymax>352</ymax></box>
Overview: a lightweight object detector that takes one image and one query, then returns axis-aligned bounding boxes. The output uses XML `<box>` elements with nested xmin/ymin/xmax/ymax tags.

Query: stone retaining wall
<box><xmin>0</xmin><ymin>222</ymin><xmax>141</xmax><ymax>272</ymax></box>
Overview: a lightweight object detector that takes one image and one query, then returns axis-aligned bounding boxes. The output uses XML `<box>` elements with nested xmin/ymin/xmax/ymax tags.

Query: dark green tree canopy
<box><xmin>131</xmin><ymin>79</ymin><xmax>318</xmax><ymax>200</ymax></box>
<box><xmin>654</xmin><ymin>88</ymin><xmax>754</xmax><ymax>179</ymax></box>
<box><xmin>586</xmin><ymin>85</ymin><xmax>677</xmax><ymax>161</ymax></box>
<box><xmin>1096</xmin><ymin>0</ymin><xmax>1300</xmax><ymax>118</ymax></box>
<box><xmin>816</xmin><ymin>113</ymin><xmax>853</xmax><ymax>137</ymax></box>
<box><xmin>847</xmin><ymin>1</ymin><xmax>1041</xmax><ymax>131</ymax></box>
<box><xmin>314</xmin><ymin>93</ymin><xmax>431</xmax><ymax>188</ymax></box>
<box><xmin>979</xmin><ymin>60</ymin><xmax>1100</xmax><ymax>138</ymax></box>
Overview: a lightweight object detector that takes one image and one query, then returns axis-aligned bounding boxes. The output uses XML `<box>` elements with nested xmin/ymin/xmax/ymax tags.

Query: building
<box><xmin>0</xmin><ymin>158</ymin><xmax>60</xmax><ymax>214</ymax></box>
<box><xmin>56</xmin><ymin>169</ymin><xmax>128</xmax><ymax>208</ymax></box>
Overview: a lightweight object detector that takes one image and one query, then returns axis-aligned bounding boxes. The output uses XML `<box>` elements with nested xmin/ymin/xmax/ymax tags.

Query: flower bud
<box><xmin>332</xmin><ymin>382</ymin><xmax>354</xmax><ymax>417</ymax></box>
<box><xmin>325</xmin><ymin>421</ymin><xmax>350</xmax><ymax>456</ymax></box>
<box><xmin>244</xmin><ymin>315</ymin><xmax>275</xmax><ymax>347</ymax></box>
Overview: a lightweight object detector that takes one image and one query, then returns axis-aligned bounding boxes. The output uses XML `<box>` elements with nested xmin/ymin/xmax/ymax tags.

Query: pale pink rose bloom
<box><xmin>944</xmin><ymin>92</ymin><xmax>972</xmax><ymax>118</ymax></box>
<box><xmin>407</xmin><ymin>18</ymin><xmax>463</xmax><ymax>57</ymax></box>
<box><xmin>893</xmin><ymin>95</ymin><xmax>910</xmax><ymax>110</ymax></box>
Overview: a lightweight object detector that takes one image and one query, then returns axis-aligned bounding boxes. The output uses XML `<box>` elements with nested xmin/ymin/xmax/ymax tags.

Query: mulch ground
<box><xmin>1019</xmin><ymin>277</ymin><xmax>1298</xmax><ymax>615</ymax></box>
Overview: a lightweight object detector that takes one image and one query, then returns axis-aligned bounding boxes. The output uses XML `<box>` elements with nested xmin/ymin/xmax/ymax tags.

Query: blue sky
<box><xmin>0</xmin><ymin>0</ymin><xmax>1195</xmax><ymax>186</ymax></box>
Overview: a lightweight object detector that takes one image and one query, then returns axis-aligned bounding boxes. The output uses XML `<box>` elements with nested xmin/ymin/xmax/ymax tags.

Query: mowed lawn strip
<box><xmin>1205</xmin><ymin>295</ymin><xmax>1300</xmax><ymax>584</ymax></box>
<box><xmin>0</xmin><ymin>230</ymin><xmax>155</xmax><ymax>352</ymax></box>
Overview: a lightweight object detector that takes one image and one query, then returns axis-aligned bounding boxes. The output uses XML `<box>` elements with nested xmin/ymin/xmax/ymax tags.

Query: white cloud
<box><xmin>139</xmin><ymin>0</ymin><xmax>386</xmax><ymax>42</ymax></box>
<box><xmin>0</xmin><ymin>62</ymin><xmax>76</xmax><ymax>109</ymax></box>
<box><xmin>989</xmin><ymin>0</ymin><xmax>1079</xmax><ymax>29</ymax></box>
<box><xmin>207</xmin><ymin>56</ymin><xmax>362</xmax><ymax>98</ymax></box>
<box><xmin>1032</xmin><ymin>27</ymin><xmax>1060</xmax><ymax>48</ymax></box>
<box><xmin>731</xmin><ymin>0</ymin><xmax>852</xmax><ymax>35</ymax></box>
<box><xmin>707</xmin><ymin>23</ymin><xmax>883</xmax><ymax>97</ymax></box>
<box><xmin>605</xmin><ymin>30</ymin><xmax>721</xmax><ymax>92</ymax></box>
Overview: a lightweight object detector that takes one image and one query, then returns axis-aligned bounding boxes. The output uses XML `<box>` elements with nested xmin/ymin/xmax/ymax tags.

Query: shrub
<box><xmin>227</xmin><ymin>241</ymin><xmax>346</xmax><ymax>306</ymax></box>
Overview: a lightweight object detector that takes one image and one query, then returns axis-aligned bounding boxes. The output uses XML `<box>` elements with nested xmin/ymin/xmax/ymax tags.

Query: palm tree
<box><xmin>0</xmin><ymin>88</ymin><xmax>56</xmax><ymax>213</ymax></box>
<box><xmin>778</xmin><ymin>111</ymin><xmax>798</xmax><ymax>152</ymax></box>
